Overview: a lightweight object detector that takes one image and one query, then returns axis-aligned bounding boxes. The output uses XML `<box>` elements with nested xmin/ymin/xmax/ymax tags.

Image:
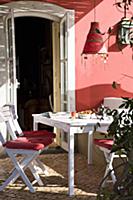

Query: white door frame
<box><xmin>3</xmin><ymin>1</ymin><xmax>75</xmax><ymax>113</ymax></box>
<box><xmin>60</xmin><ymin>11</ymin><xmax>75</xmax><ymax>112</ymax></box>
<box><xmin>0</xmin><ymin>7</ymin><xmax>17</xmax><ymax>107</ymax></box>
<box><xmin>60</xmin><ymin>11</ymin><xmax>75</xmax><ymax>151</ymax></box>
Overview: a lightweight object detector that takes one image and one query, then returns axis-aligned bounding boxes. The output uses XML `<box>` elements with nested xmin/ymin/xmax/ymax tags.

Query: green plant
<box><xmin>97</xmin><ymin>97</ymin><xmax>133</xmax><ymax>200</ymax></box>
<box><xmin>114</xmin><ymin>0</ymin><xmax>133</xmax><ymax>18</ymax></box>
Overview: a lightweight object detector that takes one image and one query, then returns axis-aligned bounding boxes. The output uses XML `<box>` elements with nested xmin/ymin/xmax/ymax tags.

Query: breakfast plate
<box><xmin>78</xmin><ymin>110</ymin><xmax>94</xmax><ymax>119</ymax></box>
<box><xmin>78</xmin><ymin>113</ymin><xmax>91</xmax><ymax>119</ymax></box>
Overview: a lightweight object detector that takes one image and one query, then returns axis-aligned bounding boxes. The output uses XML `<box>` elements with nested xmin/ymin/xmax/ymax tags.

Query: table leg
<box><xmin>88</xmin><ymin>130</ymin><xmax>93</xmax><ymax>165</ymax></box>
<box><xmin>68</xmin><ymin>127</ymin><xmax>75</xmax><ymax>196</ymax></box>
<box><xmin>33</xmin><ymin>118</ymin><xmax>38</xmax><ymax>131</ymax></box>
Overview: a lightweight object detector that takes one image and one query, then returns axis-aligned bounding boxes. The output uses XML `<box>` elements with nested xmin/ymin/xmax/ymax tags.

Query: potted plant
<box><xmin>97</xmin><ymin>97</ymin><xmax>133</xmax><ymax>199</ymax></box>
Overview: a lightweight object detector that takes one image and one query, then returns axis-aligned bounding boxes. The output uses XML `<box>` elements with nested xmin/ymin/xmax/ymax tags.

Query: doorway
<box><xmin>15</xmin><ymin>17</ymin><xmax>53</xmax><ymax>130</ymax></box>
<box><xmin>0</xmin><ymin>1</ymin><xmax>75</xmax><ymax>152</ymax></box>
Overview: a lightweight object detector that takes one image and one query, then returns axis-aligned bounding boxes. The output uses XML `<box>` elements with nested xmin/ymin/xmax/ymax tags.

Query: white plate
<box><xmin>49</xmin><ymin>112</ymin><xmax>70</xmax><ymax>118</ymax></box>
<box><xmin>78</xmin><ymin>113</ymin><xmax>91</xmax><ymax>119</ymax></box>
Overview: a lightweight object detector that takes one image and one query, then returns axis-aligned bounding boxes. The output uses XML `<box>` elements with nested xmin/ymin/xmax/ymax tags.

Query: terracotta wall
<box><xmin>47</xmin><ymin>0</ymin><xmax>133</xmax><ymax>110</ymax></box>
<box><xmin>74</xmin><ymin>0</ymin><xmax>133</xmax><ymax>111</ymax></box>
<box><xmin>1</xmin><ymin>0</ymin><xmax>133</xmax><ymax>111</ymax></box>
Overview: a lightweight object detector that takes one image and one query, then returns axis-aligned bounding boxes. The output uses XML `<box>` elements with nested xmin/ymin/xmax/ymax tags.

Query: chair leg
<box><xmin>108</xmin><ymin>153</ymin><xmax>117</xmax><ymax>184</ymax></box>
<box><xmin>101</xmin><ymin>151</ymin><xmax>117</xmax><ymax>187</ymax></box>
<box><xmin>33</xmin><ymin>158</ymin><xmax>49</xmax><ymax>175</ymax></box>
<box><xmin>0</xmin><ymin>168</ymin><xmax>19</xmax><ymax>192</ymax></box>
<box><xmin>29</xmin><ymin>162</ymin><xmax>44</xmax><ymax>186</ymax></box>
<box><xmin>0</xmin><ymin>151</ymin><xmax>41</xmax><ymax>193</ymax></box>
<box><xmin>8</xmin><ymin>156</ymin><xmax>33</xmax><ymax>183</ymax></box>
<box><xmin>9</xmin><ymin>156</ymin><xmax>47</xmax><ymax>180</ymax></box>
<box><xmin>11</xmin><ymin>159</ymin><xmax>44</xmax><ymax>187</ymax></box>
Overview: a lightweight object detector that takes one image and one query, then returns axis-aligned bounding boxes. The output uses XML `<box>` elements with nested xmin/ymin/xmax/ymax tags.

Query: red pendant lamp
<box><xmin>82</xmin><ymin>0</ymin><xmax>108</xmax><ymax>62</ymax></box>
<box><xmin>82</xmin><ymin>21</ymin><xmax>104</xmax><ymax>54</ymax></box>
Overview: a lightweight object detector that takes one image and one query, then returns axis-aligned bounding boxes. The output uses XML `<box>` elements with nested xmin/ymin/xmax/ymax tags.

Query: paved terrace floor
<box><xmin>0</xmin><ymin>149</ymin><xmax>106</xmax><ymax>200</ymax></box>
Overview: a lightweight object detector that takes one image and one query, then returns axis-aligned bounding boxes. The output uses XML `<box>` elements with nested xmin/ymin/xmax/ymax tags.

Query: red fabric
<box><xmin>21</xmin><ymin>136</ymin><xmax>53</xmax><ymax>145</ymax></box>
<box><xmin>94</xmin><ymin>139</ymin><xmax>113</xmax><ymax>150</ymax></box>
<box><xmin>82</xmin><ymin>22</ymin><xmax>104</xmax><ymax>54</ymax></box>
<box><xmin>3</xmin><ymin>136</ymin><xmax>53</xmax><ymax>151</ymax></box>
<box><xmin>23</xmin><ymin>130</ymin><xmax>56</xmax><ymax>138</ymax></box>
<box><xmin>4</xmin><ymin>140</ymin><xmax>44</xmax><ymax>151</ymax></box>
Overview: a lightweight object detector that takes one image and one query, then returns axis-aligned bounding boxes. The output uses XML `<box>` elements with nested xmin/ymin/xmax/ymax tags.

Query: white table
<box><xmin>32</xmin><ymin>113</ymin><xmax>112</xmax><ymax>196</ymax></box>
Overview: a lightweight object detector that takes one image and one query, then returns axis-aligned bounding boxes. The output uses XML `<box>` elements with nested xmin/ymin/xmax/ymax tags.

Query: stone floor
<box><xmin>0</xmin><ymin>151</ymin><xmax>106</xmax><ymax>200</ymax></box>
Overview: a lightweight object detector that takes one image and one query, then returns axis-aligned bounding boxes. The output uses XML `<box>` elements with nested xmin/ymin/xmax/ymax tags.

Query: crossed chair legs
<box><xmin>0</xmin><ymin>148</ymin><xmax>44</xmax><ymax>193</ymax></box>
<box><xmin>102</xmin><ymin>149</ymin><xmax>117</xmax><ymax>187</ymax></box>
<box><xmin>94</xmin><ymin>139</ymin><xmax>117</xmax><ymax>187</ymax></box>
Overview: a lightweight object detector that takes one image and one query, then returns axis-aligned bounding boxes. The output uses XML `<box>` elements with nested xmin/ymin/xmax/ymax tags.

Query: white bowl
<box><xmin>78</xmin><ymin>113</ymin><xmax>91</xmax><ymax>119</ymax></box>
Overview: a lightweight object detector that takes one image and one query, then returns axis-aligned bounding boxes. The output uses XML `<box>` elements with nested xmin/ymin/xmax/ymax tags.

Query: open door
<box><xmin>0</xmin><ymin>6</ymin><xmax>17</xmax><ymax>108</ymax></box>
<box><xmin>60</xmin><ymin>11</ymin><xmax>75</xmax><ymax>112</ymax></box>
<box><xmin>52</xmin><ymin>21</ymin><xmax>60</xmax><ymax>112</ymax></box>
<box><xmin>0</xmin><ymin>6</ymin><xmax>16</xmax><ymax>152</ymax></box>
<box><xmin>60</xmin><ymin>11</ymin><xmax>75</xmax><ymax>151</ymax></box>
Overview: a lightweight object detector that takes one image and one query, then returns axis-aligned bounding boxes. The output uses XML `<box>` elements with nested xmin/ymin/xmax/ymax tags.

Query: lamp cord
<box><xmin>94</xmin><ymin>0</ymin><xmax>96</xmax><ymax>22</ymax></box>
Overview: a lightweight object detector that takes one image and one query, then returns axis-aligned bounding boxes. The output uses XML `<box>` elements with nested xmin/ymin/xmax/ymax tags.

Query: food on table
<box><xmin>78</xmin><ymin>109</ymin><xmax>96</xmax><ymax>119</ymax></box>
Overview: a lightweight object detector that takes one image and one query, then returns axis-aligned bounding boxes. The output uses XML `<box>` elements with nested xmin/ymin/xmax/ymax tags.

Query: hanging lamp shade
<box><xmin>82</xmin><ymin>22</ymin><xmax>105</xmax><ymax>54</ymax></box>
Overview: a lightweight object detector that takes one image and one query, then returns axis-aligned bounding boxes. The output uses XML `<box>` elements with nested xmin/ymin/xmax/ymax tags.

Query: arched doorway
<box><xmin>15</xmin><ymin>16</ymin><xmax>53</xmax><ymax>130</ymax></box>
<box><xmin>0</xmin><ymin>1</ymin><xmax>75</xmax><ymax>150</ymax></box>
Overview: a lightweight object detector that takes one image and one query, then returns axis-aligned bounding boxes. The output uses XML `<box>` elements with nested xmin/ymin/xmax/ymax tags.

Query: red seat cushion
<box><xmin>3</xmin><ymin>136</ymin><xmax>53</xmax><ymax>151</ymax></box>
<box><xmin>4</xmin><ymin>140</ymin><xmax>44</xmax><ymax>151</ymax></box>
<box><xmin>94</xmin><ymin>139</ymin><xmax>113</xmax><ymax>150</ymax></box>
<box><xmin>23</xmin><ymin>130</ymin><xmax>56</xmax><ymax>138</ymax></box>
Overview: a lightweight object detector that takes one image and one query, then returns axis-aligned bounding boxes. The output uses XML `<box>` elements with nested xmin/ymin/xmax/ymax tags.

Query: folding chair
<box><xmin>0</xmin><ymin>111</ymin><xmax>54</xmax><ymax>192</ymax></box>
<box><xmin>94</xmin><ymin>138</ymin><xmax>117</xmax><ymax>187</ymax></box>
<box><xmin>94</xmin><ymin>97</ymin><xmax>127</xmax><ymax>187</ymax></box>
<box><xmin>2</xmin><ymin>104</ymin><xmax>56</xmax><ymax>175</ymax></box>
<box><xmin>3</xmin><ymin>104</ymin><xmax>55</xmax><ymax>139</ymax></box>
<box><xmin>94</xmin><ymin>138</ymin><xmax>126</xmax><ymax>187</ymax></box>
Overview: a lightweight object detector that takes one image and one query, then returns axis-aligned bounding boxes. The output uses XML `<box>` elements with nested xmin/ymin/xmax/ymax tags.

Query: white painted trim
<box><xmin>60</xmin><ymin>10</ymin><xmax>75</xmax><ymax>150</ymax></box>
<box><xmin>60</xmin><ymin>10</ymin><xmax>75</xmax><ymax>112</ymax></box>
<box><xmin>67</xmin><ymin>10</ymin><xmax>75</xmax><ymax>111</ymax></box>
<box><xmin>5</xmin><ymin>1</ymin><xmax>68</xmax><ymax>20</ymax></box>
<box><xmin>13</xmin><ymin>11</ymin><xmax>60</xmax><ymax>22</ymax></box>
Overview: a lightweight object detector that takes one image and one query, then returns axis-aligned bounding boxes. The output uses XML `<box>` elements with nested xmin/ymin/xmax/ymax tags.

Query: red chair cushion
<box><xmin>94</xmin><ymin>139</ymin><xmax>113</xmax><ymax>150</ymax></box>
<box><xmin>23</xmin><ymin>130</ymin><xmax>56</xmax><ymax>138</ymax></box>
<box><xmin>3</xmin><ymin>136</ymin><xmax>53</xmax><ymax>151</ymax></box>
<box><xmin>4</xmin><ymin>140</ymin><xmax>44</xmax><ymax>151</ymax></box>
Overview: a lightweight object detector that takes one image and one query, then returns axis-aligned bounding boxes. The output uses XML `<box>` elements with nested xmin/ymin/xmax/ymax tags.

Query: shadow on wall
<box><xmin>108</xmin><ymin>22</ymin><xmax>128</xmax><ymax>52</ymax></box>
<box><xmin>76</xmin><ymin>83</ymin><xmax>133</xmax><ymax>111</ymax></box>
<box><xmin>41</xmin><ymin>0</ymin><xmax>104</xmax><ymax>23</ymax></box>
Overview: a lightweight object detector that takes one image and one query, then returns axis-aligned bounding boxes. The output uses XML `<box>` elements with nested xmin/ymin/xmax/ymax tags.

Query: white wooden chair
<box><xmin>0</xmin><ymin>108</ymin><xmax>55</xmax><ymax>192</ymax></box>
<box><xmin>0</xmin><ymin>111</ymin><xmax>49</xmax><ymax>192</ymax></box>
<box><xmin>2</xmin><ymin>104</ymin><xmax>56</xmax><ymax>174</ymax></box>
<box><xmin>3</xmin><ymin>104</ymin><xmax>55</xmax><ymax>139</ymax></box>
<box><xmin>94</xmin><ymin>97</ymin><xmax>126</xmax><ymax>187</ymax></box>
<box><xmin>94</xmin><ymin>138</ymin><xmax>117</xmax><ymax>187</ymax></box>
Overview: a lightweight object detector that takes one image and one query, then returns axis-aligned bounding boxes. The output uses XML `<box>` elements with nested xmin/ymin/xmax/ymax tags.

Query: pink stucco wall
<box><xmin>1</xmin><ymin>0</ymin><xmax>133</xmax><ymax>111</ymax></box>
<box><xmin>74</xmin><ymin>0</ymin><xmax>133</xmax><ymax>110</ymax></box>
